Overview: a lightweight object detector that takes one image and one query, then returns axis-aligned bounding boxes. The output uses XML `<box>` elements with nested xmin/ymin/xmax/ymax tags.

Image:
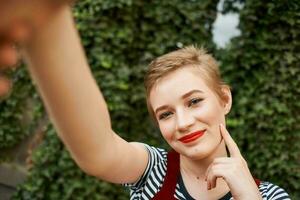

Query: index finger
<box><xmin>219</xmin><ymin>123</ymin><xmax>241</xmax><ymax>157</ymax></box>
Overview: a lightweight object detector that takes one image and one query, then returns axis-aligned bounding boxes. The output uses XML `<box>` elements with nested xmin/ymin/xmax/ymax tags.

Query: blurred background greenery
<box><xmin>0</xmin><ymin>0</ymin><xmax>299</xmax><ymax>199</ymax></box>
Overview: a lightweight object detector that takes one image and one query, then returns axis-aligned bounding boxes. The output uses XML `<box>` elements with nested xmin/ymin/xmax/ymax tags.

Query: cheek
<box><xmin>194</xmin><ymin>102</ymin><xmax>225</xmax><ymax>141</ymax></box>
<box><xmin>159</xmin><ymin>121</ymin><xmax>175</xmax><ymax>141</ymax></box>
<box><xmin>194</xmin><ymin>103</ymin><xmax>224</xmax><ymax>125</ymax></box>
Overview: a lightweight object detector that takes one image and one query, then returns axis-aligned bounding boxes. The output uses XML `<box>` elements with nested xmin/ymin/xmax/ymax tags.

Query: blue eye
<box><xmin>159</xmin><ymin>111</ymin><xmax>173</xmax><ymax>120</ymax></box>
<box><xmin>188</xmin><ymin>98</ymin><xmax>202</xmax><ymax>107</ymax></box>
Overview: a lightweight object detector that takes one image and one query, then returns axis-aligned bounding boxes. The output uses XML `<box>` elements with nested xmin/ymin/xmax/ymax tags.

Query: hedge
<box><xmin>219</xmin><ymin>0</ymin><xmax>300</xmax><ymax>198</ymax></box>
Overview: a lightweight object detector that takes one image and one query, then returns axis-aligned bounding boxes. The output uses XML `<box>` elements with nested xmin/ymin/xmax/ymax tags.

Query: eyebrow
<box><xmin>154</xmin><ymin>89</ymin><xmax>203</xmax><ymax>115</ymax></box>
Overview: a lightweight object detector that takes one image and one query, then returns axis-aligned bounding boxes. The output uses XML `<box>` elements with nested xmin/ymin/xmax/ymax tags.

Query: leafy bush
<box><xmin>0</xmin><ymin>66</ymin><xmax>44</xmax><ymax>151</ymax></box>
<box><xmin>219</xmin><ymin>0</ymin><xmax>300</xmax><ymax>198</ymax></box>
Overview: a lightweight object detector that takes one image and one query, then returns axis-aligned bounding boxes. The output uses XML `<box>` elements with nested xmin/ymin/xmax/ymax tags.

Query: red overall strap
<box><xmin>152</xmin><ymin>150</ymin><xmax>179</xmax><ymax>200</ymax></box>
<box><xmin>254</xmin><ymin>178</ymin><xmax>261</xmax><ymax>187</ymax></box>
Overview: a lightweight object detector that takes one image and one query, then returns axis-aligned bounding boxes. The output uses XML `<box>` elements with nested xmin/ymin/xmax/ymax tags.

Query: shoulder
<box><xmin>259</xmin><ymin>181</ymin><xmax>291</xmax><ymax>200</ymax></box>
<box><xmin>124</xmin><ymin>143</ymin><xmax>168</xmax><ymax>197</ymax></box>
<box><xmin>144</xmin><ymin>143</ymin><xmax>168</xmax><ymax>163</ymax></box>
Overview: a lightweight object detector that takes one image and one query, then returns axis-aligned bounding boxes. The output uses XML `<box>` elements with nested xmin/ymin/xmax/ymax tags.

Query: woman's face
<box><xmin>149</xmin><ymin>66</ymin><xmax>231</xmax><ymax>160</ymax></box>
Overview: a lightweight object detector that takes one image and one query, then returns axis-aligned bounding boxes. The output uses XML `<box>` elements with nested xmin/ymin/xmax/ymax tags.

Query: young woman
<box><xmin>23</xmin><ymin>6</ymin><xmax>290</xmax><ymax>200</ymax></box>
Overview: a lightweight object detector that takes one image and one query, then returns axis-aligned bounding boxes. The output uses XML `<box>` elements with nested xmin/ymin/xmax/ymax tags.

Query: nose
<box><xmin>176</xmin><ymin>108</ymin><xmax>195</xmax><ymax>132</ymax></box>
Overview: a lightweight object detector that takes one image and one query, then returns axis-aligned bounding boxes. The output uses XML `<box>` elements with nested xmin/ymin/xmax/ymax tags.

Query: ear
<box><xmin>221</xmin><ymin>85</ymin><xmax>232</xmax><ymax>115</ymax></box>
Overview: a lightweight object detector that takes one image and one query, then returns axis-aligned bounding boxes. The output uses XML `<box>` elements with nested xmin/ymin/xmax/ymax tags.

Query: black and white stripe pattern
<box><xmin>259</xmin><ymin>182</ymin><xmax>291</xmax><ymax>200</ymax></box>
<box><xmin>124</xmin><ymin>144</ymin><xmax>290</xmax><ymax>200</ymax></box>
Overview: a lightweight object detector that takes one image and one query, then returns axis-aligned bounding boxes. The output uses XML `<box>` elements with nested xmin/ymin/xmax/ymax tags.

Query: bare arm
<box><xmin>24</xmin><ymin>6</ymin><xmax>148</xmax><ymax>183</ymax></box>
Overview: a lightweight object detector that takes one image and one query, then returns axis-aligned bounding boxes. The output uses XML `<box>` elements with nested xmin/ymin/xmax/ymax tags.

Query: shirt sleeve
<box><xmin>259</xmin><ymin>181</ymin><xmax>291</xmax><ymax>200</ymax></box>
<box><xmin>123</xmin><ymin>143</ymin><xmax>168</xmax><ymax>190</ymax></box>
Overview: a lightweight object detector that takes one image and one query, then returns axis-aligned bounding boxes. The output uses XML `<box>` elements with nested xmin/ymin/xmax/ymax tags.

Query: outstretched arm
<box><xmin>24</xmin><ymin>6</ymin><xmax>148</xmax><ymax>184</ymax></box>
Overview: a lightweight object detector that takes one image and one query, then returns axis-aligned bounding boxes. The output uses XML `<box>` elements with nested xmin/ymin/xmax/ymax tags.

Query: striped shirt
<box><xmin>124</xmin><ymin>144</ymin><xmax>291</xmax><ymax>200</ymax></box>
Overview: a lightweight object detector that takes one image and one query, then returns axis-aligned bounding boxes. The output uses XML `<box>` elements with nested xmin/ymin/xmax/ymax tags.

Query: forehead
<box><xmin>149</xmin><ymin>67</ymin><xmax>212</xmax><ymax>109</ymax></box>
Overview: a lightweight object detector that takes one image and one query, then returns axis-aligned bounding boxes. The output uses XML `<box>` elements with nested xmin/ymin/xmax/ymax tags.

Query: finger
<box><xmin>8</xmin><ymin>21</ymin><xmax>31</xmax><ymax>43</ymax></box>
<box><xmin>0</xmin><ymin>76</ymin><xmax>11</xmax><ymax>97</ymax></box>
<box><xmin>205</xmin><ymin>160</ymin><xmax>231</xmax><ymax>187</ymax></box>
<box><xmin>207</xmin><ymin>180</ymin><xmax>211</xmax><ymax>190</ymax></box>
<box><xmin>206</xmin><ymin>166</ymin><xmax>225</xmax><ymax>190</ymax></box>
<box><xmin>212</xmin><ymin>157</ymin><xmax>233</xmax><ymax>164</ymax></box>
<box><xmin>205</xmin><ymin>157</ymin><xmax>231</xmax><ymax>178</ymax></box>
<box><xmin>219</xmin><ymin>124</ymin><xmax>241</xmax><ymax>157</ymax></box>
<box><xmin>205</xmin><ymin>163</ymin><xmax>213</xmax><ymax>179</ymax></box>
<box><xmin>210</xmin><ymin>172</ymin><xmax>218</xmax><ymax>189</ymax></box>
<box><xmin>0</xmin><ymin>43</ymin><xmax>18</xmax><ymax>67</ymax></box>
<box><xmin>0</xmin><ymin>22</ymin><xmax>29</xmax><ymax>68</ymax></box>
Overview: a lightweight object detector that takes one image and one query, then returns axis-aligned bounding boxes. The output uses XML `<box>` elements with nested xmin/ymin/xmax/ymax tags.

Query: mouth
<box><xmin>178</xmin><ymin>129</ymin><xmax>206</xmax><ymax>144</ymax></box>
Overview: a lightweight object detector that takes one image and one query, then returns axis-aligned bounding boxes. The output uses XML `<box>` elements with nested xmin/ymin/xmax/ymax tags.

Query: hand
<box><xmin>0</xmin><ymin>20</ymin><xmax>30</xmax><ymax>97</ymax></box>
<box><xmin>0</xmin><ymin>0</ymin><xmax>72</xmax><ymax>97</ymax></box>
<box><xmin>205</xmin><ymin>124</ymin><xmax>262</xmax><ymax>200</ymax></box>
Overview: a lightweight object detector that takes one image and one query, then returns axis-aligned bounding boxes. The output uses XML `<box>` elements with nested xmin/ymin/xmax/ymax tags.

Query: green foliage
<box><xmin>0</xmin><ymin>66</ymin><xmax>44</xmax><ymax>150</ymax></box>
<box><xmin>11</xmin><ymin>0</ymin><xmax>218</xmax><ymax>199</ymax></box>
<box><xmin>219</xmin><ymin>0</ymin><xmax>300</xmax><ymax>198</ymax></box>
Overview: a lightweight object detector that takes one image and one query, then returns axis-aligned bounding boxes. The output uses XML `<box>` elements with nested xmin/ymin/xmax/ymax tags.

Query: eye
<box><xmin>158</xmin><ymin>111</ymin><xmax>173</xmax><ymax>120</ymax></box>
<box><xmin>188</xmin><ymin>98</ymin><xmax>203</xmax><ymax>107</ymax></box>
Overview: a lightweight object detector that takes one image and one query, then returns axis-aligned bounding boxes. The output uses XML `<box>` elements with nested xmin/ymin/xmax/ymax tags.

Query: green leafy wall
<box><xmin>219</xmin><ymin>0</ymin><xmax>300</xmax><ymax>198</ymax></box>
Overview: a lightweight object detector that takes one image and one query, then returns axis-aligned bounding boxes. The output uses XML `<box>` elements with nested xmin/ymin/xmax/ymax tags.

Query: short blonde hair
<box><xmin>144</xmin><ymin>45</ymin><xmax>227</xmax><ymax>123</ymax></box>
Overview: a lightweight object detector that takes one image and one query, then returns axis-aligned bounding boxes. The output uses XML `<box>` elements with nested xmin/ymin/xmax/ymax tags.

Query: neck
<box><xmin>180</xmin><ymin>140</ymin><xmax>227</xmax><ymax>180</ymax></box>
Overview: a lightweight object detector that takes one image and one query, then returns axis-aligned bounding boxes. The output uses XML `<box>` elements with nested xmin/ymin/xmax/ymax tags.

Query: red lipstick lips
<box><xmin>179</xmin><ymin>130</ymin><xmax>206</xmax><ymax>143</ymax></box>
